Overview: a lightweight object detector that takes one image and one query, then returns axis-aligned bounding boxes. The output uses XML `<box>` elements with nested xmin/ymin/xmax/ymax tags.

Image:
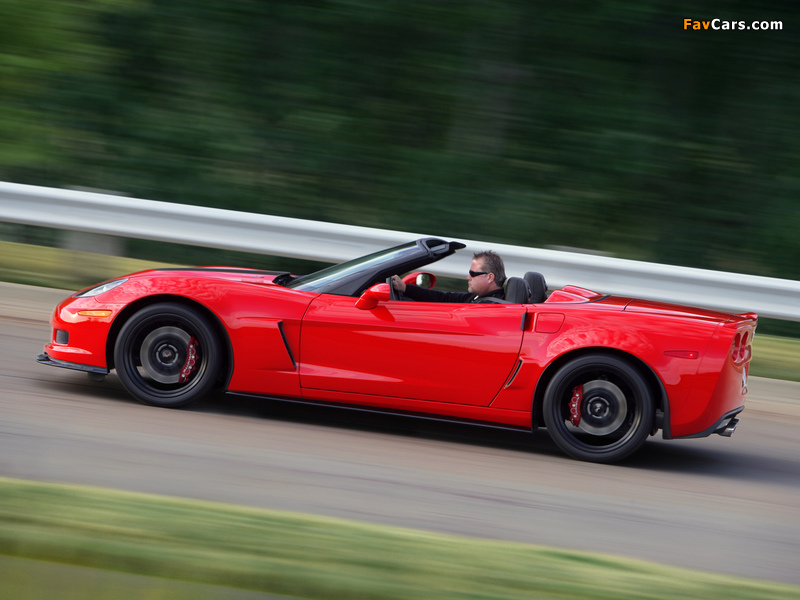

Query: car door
<box><xmin>298</xmin><ymin>294</ymin><xmax>525</xmax><ymax>406</ymax></box>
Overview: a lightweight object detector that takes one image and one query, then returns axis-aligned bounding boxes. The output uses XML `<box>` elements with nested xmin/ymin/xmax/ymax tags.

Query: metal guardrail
<box><xmin>1</xmin><ymin>180</ymin><xmax>799</xmax><ymax>321</ymax></box>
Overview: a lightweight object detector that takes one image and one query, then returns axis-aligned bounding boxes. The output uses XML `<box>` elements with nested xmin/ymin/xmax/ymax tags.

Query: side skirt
<box><xmin>226</xmin><ymin>391</ymin><xmax>532</xmax><ymax>433</ymax></box>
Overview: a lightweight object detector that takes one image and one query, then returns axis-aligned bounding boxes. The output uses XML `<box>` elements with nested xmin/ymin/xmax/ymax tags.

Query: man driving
<box><xmin>391</xmin><ymin>250</ymin><xmax>506</xmax><ymax>303</ymax></box>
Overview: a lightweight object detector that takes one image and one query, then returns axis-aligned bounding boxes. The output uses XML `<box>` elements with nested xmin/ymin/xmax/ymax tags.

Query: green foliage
<box><xmin>1</xmin><ymin>477</ymin><xmax>798</xmax><ymax>599</ymax></box>
<box><xmin>3</xmin><ymin>0</ymin><xmax>800</xmax><ymax>280</ymax></box>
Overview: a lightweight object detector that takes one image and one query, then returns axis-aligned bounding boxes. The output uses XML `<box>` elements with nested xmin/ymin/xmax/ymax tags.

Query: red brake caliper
<box><xmin>569</xmin><ymin>385</ymin><xmax>583</xmax><ymax>426</ymax></box>
<box><xmin>178</xmin><ymin>337</ymin><xmax>198</xmax><ymax>383</ymax></box>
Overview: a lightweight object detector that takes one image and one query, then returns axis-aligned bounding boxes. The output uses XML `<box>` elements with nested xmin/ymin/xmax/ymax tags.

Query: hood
<box><xmin>135</xmin><ymin>267</ymin><xmax>289</xmax><ymax>285</ymax></box>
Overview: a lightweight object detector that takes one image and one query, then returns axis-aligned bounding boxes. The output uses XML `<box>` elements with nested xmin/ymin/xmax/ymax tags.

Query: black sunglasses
<box><xmin>468</xmin><ymin>270</ymin><xmax>491</xmax><ymax>278</ymax></box>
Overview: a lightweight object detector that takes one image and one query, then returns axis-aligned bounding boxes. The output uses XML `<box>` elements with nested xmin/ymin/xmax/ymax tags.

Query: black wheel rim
<box><xmin>120</xmin><ymin>315</ymin><xmax>207</xmax><ymax>399</ymax></box>
<box><xmin>553</xmin><ymin>367</ymin><xmax>643</xmax><ymax>453</ymax></box>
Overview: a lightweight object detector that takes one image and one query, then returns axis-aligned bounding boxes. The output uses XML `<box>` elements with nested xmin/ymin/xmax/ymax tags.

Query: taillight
<box><xmin>731</xmin><ymin>331</ymin><xmax>752</xmax><ymax>364</ymax></box>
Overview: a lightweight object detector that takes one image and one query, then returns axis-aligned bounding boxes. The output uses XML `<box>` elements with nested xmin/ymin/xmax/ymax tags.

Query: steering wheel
<box><xmin>387</xmin><ymin>276</ymin><xmax>399</xmax><ymax>301</ymax></box>
<box><xmin>386</xmin><ymin>275</ymin><xmax>415</xmax><ymax>301</ymax></box>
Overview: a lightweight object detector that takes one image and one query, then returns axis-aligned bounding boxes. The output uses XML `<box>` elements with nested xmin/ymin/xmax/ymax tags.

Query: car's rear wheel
<box><xmin>542</xmin><ymin>354</ymin><xmax>654</xmax><ymax>463</ymax></box>
<box><xmin>114</xmin><ymin>303</ymin><xmax>222</xmax><ymax>408</ymax></box>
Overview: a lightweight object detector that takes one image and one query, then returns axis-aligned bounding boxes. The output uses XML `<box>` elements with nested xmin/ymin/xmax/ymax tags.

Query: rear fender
<box><xmin>494</xmin><ymin>313</ymin><xmax>707</xmax><ymax>435</ymax></box>
<box><xmin>527</xmin><ymin>347</ymin><xmax>669</xmax><ymax>435</ymax></box>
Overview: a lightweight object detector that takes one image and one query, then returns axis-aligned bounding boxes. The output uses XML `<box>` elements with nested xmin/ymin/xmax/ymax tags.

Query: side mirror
<box><xmin>355</xmin><ymin>283</ymin><xmax>391</xmax><ymax>310</ymax></box>
<box><xmin>402</xmin><ymin>272</ymin><xmax>437</xmax><ymax>289</ymax></box>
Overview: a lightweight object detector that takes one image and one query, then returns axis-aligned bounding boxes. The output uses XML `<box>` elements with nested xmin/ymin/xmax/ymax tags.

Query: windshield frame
<box><xmin>284</xmin><ymin>238</ymin><xmax>465</xmax><ymax>297</ymax></box>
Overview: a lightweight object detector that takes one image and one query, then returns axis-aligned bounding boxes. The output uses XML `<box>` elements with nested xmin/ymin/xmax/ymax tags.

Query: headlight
<box><xmin>75</xmin><ymin>278</ymin><xmax>128</xmax><ymax>298</ymax></box>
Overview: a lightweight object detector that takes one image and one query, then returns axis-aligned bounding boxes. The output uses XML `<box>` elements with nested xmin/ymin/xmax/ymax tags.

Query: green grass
<box><xmin>1</xmin><ymin>478</ymin><xmax>798</xmax><ymax>600</ymax></box>
<box><xmin>0</xmin><ymin>240</ymin><xmax>177</xmax><ymax>290</ymax></box>
<box><xmin>751</xmin><ymin>334</ymin><xmax>800</xmax><ymax>382</ymax></box>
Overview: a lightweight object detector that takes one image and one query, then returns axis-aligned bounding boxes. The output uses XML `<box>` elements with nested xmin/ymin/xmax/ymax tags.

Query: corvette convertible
<box><xmin>36</xmin><ymin>237</ymin><xmax>757</xmax><ymax>462</ymax></box>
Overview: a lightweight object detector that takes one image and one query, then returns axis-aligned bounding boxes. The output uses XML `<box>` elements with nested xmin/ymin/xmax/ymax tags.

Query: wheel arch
<box><xmin>106</xmin><ymin>295</ymin><xmax>234</xmax><ymax>390</ymax></box>
<box><xmin>532</xmin><ymin>347</ymin><xmax>668</xmax><ymax>436</ymax></box>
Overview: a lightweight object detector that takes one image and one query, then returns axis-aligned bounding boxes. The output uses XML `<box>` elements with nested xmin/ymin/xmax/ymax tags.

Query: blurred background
<box><xmin>1</xmin><ymin>1</ymin><xmax>797</xmax><ymax>310</ymax></box>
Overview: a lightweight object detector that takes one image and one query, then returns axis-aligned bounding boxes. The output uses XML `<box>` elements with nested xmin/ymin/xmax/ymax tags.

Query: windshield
<box><xmin>285</xmin><ymin>242</ymin><xmax>420</xmax><ymax>292</ymax></box>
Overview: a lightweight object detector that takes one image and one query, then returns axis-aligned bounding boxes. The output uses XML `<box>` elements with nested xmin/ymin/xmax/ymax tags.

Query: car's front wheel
<box><xmin>542</xmin><ymin>354</ymin><xmax>654</xmax><ymax>463</ymax></box>
<box><xmin>114</xmin><ymin>303</ymin><xmax>222</xmax><ymax>408</ymax></box>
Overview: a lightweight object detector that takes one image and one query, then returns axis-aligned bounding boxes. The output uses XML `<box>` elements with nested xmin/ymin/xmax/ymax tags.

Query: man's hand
<box><xmin>391</xmin><ymin>275</ymin><xmax>406</xmax><ymax>293</ymax></box>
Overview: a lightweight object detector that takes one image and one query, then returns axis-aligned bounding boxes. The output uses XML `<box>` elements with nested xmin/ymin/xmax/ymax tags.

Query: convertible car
<box><xmin>36</xmin><ymin>238</ymin><xmax>757</xmax><ymax>463</ymax></box>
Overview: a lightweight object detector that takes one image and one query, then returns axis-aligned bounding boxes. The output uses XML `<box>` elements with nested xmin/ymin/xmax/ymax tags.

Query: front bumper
<box><xmin>35</xmin><ymin>352</ymin><xmax>109</xmax><ymax>376</ymax></box>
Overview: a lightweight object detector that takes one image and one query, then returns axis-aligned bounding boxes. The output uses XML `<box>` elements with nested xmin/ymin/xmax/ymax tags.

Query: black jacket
<box><xmin>403</xmin><ymin>285</ymin><xmax>505</xmax><ymax>303</ymax></box>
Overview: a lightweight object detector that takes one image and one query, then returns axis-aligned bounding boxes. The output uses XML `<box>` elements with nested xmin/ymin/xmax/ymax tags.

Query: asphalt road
<box><xmin>1</xmin><ymin>282</ymin><xmax>799</xmax><ymax>585</ymax></box>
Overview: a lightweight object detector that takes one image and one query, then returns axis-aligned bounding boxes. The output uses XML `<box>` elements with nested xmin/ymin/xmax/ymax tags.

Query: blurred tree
<box><xmin>2</xmin><ymin>0</ymin><xmax>799</xmax><ymax>280</ymax></box>
<box><xmin>0</xmin><ymin>0</ymin><xmax>91</xmax><ymax>175</ymax></box>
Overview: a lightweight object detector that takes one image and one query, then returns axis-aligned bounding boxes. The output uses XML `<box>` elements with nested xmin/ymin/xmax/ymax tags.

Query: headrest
<box><xmin>505</xmin><ymin>277</ymin><xmax>531</xmax><ymax>304</ymax></box>
<box><xmin>524</xmin><ymin>271</ymin><xmax>547</xmax><ymax>303</ymax></box>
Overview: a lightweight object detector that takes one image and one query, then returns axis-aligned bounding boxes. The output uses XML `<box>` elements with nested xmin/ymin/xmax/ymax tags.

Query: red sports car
<box><xmin>36</xmin><ymin>238</ymin><xmax>757</xmax><ymax>462</ymax></box>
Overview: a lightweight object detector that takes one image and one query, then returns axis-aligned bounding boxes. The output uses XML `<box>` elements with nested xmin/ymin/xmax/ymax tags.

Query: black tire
<box><xmin>542</xmin><ymin>354</ymin><xmax>654</xmax><ymax>463</ymax></box>
<box><xmin>114</xmin><ymin>303</ymin><xmax>222</xmax><ymax>408</ymax></box>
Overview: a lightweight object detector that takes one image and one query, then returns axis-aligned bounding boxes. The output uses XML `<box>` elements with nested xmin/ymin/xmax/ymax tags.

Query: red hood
<box><xmin>130</xmin><ymin>266</ymin><xmax>286</xmax><ymax>285</ymax></box>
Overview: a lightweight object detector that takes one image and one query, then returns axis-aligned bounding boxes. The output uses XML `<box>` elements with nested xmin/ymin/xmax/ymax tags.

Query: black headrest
<box><xmin>524</xmin><ymin>272</ymin><xmax>547</xmax><ymax>303</ymax></box>
<box><xmin>505</xmin><ymin>277</ymin><xmax>531</xmax><ymax>304</ymax></box>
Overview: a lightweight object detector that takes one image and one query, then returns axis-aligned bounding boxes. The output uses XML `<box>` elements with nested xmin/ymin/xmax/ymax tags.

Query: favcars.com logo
<box><xmin>684</xmin><ymin>19</ymin><xmax>783</xmax><ymax>31</ymax></box>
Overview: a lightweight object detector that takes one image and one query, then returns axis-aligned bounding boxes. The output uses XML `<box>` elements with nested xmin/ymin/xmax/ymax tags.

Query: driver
<box><xmin>391</xmin><ymin>250</ymin><xmax>506</xmax><ymax>303</ymax></box>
